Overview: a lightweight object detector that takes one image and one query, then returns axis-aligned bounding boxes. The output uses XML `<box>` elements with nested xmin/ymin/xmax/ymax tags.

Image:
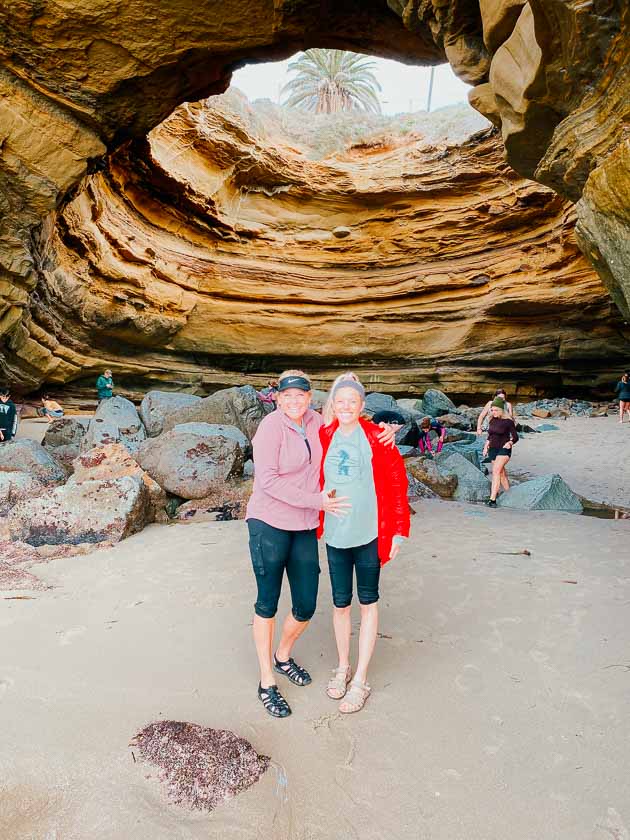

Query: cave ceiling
<box><xmin>0</xmin><ymin>0</ymin><xmax>628</xmax><ymax>398</ymax></box>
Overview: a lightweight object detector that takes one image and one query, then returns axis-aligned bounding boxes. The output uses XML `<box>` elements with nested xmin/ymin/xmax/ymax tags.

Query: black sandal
<box><xmin>273</xmin><ymin>654</ymin><xmax>312</xmax><ymax>686</ymax></box>
<box><xmin>258</xmin><ymin>683</ymin><xmax>291</xmax><ymax>718</ymax></box>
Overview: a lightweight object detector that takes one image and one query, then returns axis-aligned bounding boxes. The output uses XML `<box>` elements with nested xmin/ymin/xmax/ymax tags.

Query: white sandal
<box><xmin>326</xmin><ymin>666</ymin><xmax>352</xmax><ymax>699</ymax></box>
<box><xmin>339</xmin><ymin>679</ymin><xmax>371</xmax><ymax>713</ymax></box>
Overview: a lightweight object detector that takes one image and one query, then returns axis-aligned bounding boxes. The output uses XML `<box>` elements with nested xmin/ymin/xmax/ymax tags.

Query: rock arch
<box><xmin>0</xmin><ymin>0</ymin><xmax>628</xmax><ymax>393</ymax></box>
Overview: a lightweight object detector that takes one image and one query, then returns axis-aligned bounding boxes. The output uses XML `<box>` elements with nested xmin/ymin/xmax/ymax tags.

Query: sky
<box><xmin>231</xmin><ymin>56</ymin><xmax>472</xmax><ymax>115</ymax></box>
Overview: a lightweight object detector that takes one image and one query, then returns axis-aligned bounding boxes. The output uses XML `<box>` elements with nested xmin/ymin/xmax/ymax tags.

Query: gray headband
<box><xmin>332</xmin><ymin>379</ymin><xmax>365</xmax><ymax>400</ymax></box>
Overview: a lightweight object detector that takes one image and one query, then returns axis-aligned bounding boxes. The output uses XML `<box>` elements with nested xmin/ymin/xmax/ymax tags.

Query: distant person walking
<box><xmin>40</xmin><ymin>394</ymin><xmax>64</xmax><ymax>422</ymax></box>
<box><xmin>483</xmin><ymin>397</ymin><xmax>519</xmax><ymax>508</ymax></box>
<box><xmin>477</xmin><ymin>388</ymin><xmax>514</xmax><ymax>434</ymax></box>
<box><xmin>319</xmin><ymin>377</ymin><xmax>409</xmax><ymax>714</ymax></box>
<box><xmin>615</xmin><ymin>372</ymin><xmax>630</xmax><ymax>423</ymax></box>
<box><xmin>245</xmin><ymin>369</ymin><xmax>396</xmax><ymax>719</ymax></box>
<box><xmin>0</xmin><ymin>387</ymin><xmax>18</xmax><ymax>442</ymax></box>
<box><xmin>418</xmin><ymin>416</ymin><xmax>446</xmax><ymax>455</ymax></box>
<box><xmin>96</xmin><ymin>369</ymin><xmax>114</xmax><ymax>401</ymax></box>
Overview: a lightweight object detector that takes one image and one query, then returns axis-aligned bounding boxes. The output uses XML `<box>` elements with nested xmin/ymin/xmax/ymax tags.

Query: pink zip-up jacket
<box><xmin>246</xmin><ymin>408</ymin><xmax>324</xmax><ymax>531</ymax></box>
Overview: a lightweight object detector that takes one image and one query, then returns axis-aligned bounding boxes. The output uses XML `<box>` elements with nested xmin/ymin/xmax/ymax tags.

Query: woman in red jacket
<box><xmin>318</xmin><ymin>378</ymin><xmax>410</xmax><ymax>713</ymax></box>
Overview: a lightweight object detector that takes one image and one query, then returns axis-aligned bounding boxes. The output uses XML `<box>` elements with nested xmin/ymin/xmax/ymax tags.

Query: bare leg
<box><xmin>253</xmin><ymin>615</ymin><xmax>275</xmax><ymax>688</ymax></box>
<box><xmin>332</xmin><ymin>605</ymin><xmax>352</xmax><ymax>670</ymax></box>
<box><xmin>353</xmin><ymin>602</ymin><xmax>379</xmax><ymax>685</ymax></box>
<box><xmin>620</xmin><ymin>402</ymin><xmax>624</xmax><ymax>423</ymax></box>
<box><xmin>491</xmin><ymin>456</ymin><xmax>510</xmax><ymax>501</ymax></box>
<box><xmin>499</xmin><ymin>465</ymin><xmax>510</xmax><ymax>492</ymax></box>
<box><xmin>275</xmin><ymin>613</ymin><xmax>309</xmax><ymax>663</ymax></box>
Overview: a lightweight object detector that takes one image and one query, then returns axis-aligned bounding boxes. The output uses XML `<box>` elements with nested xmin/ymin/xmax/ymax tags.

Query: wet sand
<box><xmin>1</xmin><ymin>417</ymin><xmax>629</xmax><ymax>838</ymax></box>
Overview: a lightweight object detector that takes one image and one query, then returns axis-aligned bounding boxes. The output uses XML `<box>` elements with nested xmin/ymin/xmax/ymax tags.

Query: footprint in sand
<box><xmin>57</xmin><ymin>626</ymin><xmax>87</xmax><ymax>646</ymax></box>
<box><xmin>454</xmin><ymin>663</ymin><xmax>483</xmax><ymax>694</ymax></box>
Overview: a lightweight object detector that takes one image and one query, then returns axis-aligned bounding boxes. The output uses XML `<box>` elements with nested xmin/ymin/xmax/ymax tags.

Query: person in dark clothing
<box><xmin>418</xmin><ymin>416</ymin><xmax>446</xmax><ymax>455</ymax></box>
<box><xmin>371</xmin><ymin>409</ymin><xmax>420</xmax><ymax>449</ymax></box>
<box><xmin>96</xmin><ymin>370</ymin><xmax>114</xmax><ymax>401</ymax></box>
<box><xmin>482</xmin><ymin>397</ymin><xmax>519</xmax><ymax>507</ymax></box>
<box><xmin>615</xmin><ymin>372</ymin><xmax>630</xmax><ymax>423</ymax></box>
<box><xmin>0</xmin><ymin>388</ymin><xmax>18</xmax><ymax>442</ymax></box>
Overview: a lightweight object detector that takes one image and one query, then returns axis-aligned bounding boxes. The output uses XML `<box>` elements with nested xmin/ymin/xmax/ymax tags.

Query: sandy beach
<box><xmin>2</xmin><ymin>416</ymin><xmax>629</xmax><ymax>839</ymax></box>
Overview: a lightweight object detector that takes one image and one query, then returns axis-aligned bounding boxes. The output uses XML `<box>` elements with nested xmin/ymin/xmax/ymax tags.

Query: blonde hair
<box><xmin>322</xmin><ymin>371</ymin><xmax>361</xmax><ymax>425</ymax></box>
<box><xmin>278</xmin><ymin>369</ymin><xmax>311</xmax><ymax>385</ymax></box>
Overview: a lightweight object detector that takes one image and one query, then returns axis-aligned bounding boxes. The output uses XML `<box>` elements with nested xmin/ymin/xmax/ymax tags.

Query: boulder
<box><xmin>7</xmin><ymin>475</ymin><xmax>153</xmax><ymax>546</ymax></box>
<box><xmin>364</xmin><ymin>392</ymin><xmax>399</xmax><ymax>416</ymax></box>
<box><xmin>396</xmin><ymin>399</ymin><xmax>424</xmax><ymax>419</ymax></box>
<box><xmin>497</xmin><ymin>474</ymin><xmax>583</xmax><ymax>512</ymax></box>
<box><xmin>589</xmin><ymin>405</ymin><xmax>611</xmax><ymax>417</ymax></box>
<box><xmin>140</xmin><ymin>390</ymin><xmax>202</xmax><ymax>437</ymax></box>
<box><xmin>407</xmin><ymin>457</ymin><xmax>458</xmax><ymax>499</ymax></box>
<box><xmin>136</xmin><ymin>424</ymin><xmax>245</xmax><ymax>499</ymax></box>
<box><xmin>439</xmin><ymin>412</ymin><xmax>473</xmax><ymax>431</ymax></box>
<box><xmin>42</xmin><ymin>416</ymin><xmax>90</xmax><ymax>471</ymax></box>
<box><xmin>42</xmin><ymin>416</ymin><xmax>89</xmax><ymax>449</ymax></box>
<box><xmin>397</xmin><ymin>445</ymin><xmax>418</xmax><ymax>458</ymax></box>
<box><xmin>421</xmin><ymin>389</ymin><xmax>457</xmax><ymax>417</ymax></box>
<box><xmin>72</xmin><ymin>443</ymin><xmax>167</xmax><ymax>522</ymax></box>
<box><xmin>406</xmin><ymin>473</ymin><xmax>439</xmax><ymax>500</ymax></box>
<box><xmin>536</xmin><ymin>423</ymin><xmax>559</xmax><ymax>432</ymax></box>
<box><xmin>82</xmin><ymin>396</ymin><xmax>146</xmax><ymax>454</ymax></box>
<box><xmin>0</xmin><ymin>472</ymin><xmax>45</xmax><ymax>515</ymax></box>
<box><xmin>175</xmin><ymin>478</ymin><xmax>253</xmax><ymax>522</ymax></box>
<box><xmin>173</xmin><ymin>422</ymin><xmax>250</xmax><ymax>459</ymax></box>
<box><xmin>438</xmin><ymin>436</ymin><xmax>486</xmax><ymax>469</ymax></box>
<box><xmin>436</xmin><ymin>451</ymin><xmax>491</xmax><ymax>502</ymax></box>
<box><xmin>243</xmin><ymin>459</ymin><xmax>255</xmax><ymax>478</ymax></box>
<box><xmin>309</xmin><ymin>389</ymin><xmax>328</xmax><ymax>411</ymax></box>
<box><xmin>0</xmin><ymin>439</ymin><xmax>66</xmax><ymax>486</ymax></box>
<box><xmin>162</xmin><ymin>385</ymin><xmax>265</xmax><ymax>441</ymax></box>
<box><xmin>531</xmin><ymin>408</ymin><xmax>552</xmax><ymax>418</ymax></box>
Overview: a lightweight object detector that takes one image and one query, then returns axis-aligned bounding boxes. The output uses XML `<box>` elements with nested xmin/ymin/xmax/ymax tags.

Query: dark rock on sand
<box><xmin>82</xmin><ymin>396</ymin><xmax>146</xmax><ymax>454</ymax></box>
<box><xmin>0</xmin><ymin>438</ymin><xmax>66</xmax><ymax>485</ymax></box>
<box><xmin>137</xmin><ymin>424</ymin><xmax>245</xmax><ymax>500</ymax></box>
<box><xmin>407</xmin><ymin>457</ymin><xmax>458</xmax><ymax>499</ymax></box>
<box><xmin>421</xmin><ymin>389</ymin><xmax>457</xmax><ymax>418</ymax></box>
<box><xmin>161</xmin><ymin>385</ymin><xmax>265</xmax><ymax>441</ymax></box>
<box><xmin>497</xmin><ymin>474</ymin><xmax>583</xmax><ymax>512</ymax></box>
<box><xmin>131</xmin><ymin>720</ymin><xmax>269</xmax><ymax>811</ymax></box>
<box><xmin>140</xmin><ymin>391</ymin><xmax>202</xmax><ymax>437</ymax></box>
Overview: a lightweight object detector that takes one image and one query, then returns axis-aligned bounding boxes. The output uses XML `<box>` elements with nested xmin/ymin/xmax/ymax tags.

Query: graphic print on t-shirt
<box><xmin>327</xmin><ymin>438</ymin><xmax>362</xmax><ymax>484</ymax></box>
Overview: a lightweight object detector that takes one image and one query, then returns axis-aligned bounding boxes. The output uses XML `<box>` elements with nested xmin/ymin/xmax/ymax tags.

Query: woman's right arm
<box><xmin>477</xmin><ymin>402</ymin><xmax>489</xmax><ymax>434</ymax></box>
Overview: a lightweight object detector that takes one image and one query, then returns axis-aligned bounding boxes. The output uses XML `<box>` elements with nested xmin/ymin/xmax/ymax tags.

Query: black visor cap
<box><xmin>277</xmin><ymin>375</ymin><xmax>311</xmax><ymax>393</ymax></box>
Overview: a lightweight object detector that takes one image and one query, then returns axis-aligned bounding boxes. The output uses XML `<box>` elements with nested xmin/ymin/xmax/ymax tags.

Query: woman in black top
<box><xmin>482</xmin><ymin>397</ymin><xmax>519</xmax><ymax>507</ymax></box>
<box><xmin>615</xmin><ymin>372</ymin><xmax>630</xmax><ymax>423</ymax></box>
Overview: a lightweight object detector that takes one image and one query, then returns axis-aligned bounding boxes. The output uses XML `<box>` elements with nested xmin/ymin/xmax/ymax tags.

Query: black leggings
<box><xmin>247</xmin><ymin>518</ymin><xmax>320</xmax><ymax>622</ymax></box>
<box><xmin>326</xmin><ymin>539</ymin><xmax>381</xmax><ymax>608</ymax></box>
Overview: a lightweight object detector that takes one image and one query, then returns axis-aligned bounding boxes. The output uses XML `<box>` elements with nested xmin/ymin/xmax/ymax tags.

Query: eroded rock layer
<box><xmin>17</xmin><ymin>100</ymin><xmax>629</xmax><ymax>400</ymax></box>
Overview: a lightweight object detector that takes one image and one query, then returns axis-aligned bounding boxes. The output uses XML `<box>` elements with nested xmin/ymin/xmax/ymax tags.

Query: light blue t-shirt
<box><xmin>323</xmin><ymin>425</ymin><xmax>378</xmax><ymax>549</ymax></box>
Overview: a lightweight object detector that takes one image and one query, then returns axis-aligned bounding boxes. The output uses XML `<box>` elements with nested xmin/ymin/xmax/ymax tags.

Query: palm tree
<box><xmin>281</xmin><ymin>49</ymin><xmax>382</xmax><ymax>114</ymax></box>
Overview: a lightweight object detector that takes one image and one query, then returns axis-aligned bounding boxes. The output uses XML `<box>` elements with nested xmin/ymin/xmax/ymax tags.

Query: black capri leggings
<box><xmin>247</xmin><ymin>518</ymin><xmax>320</xmax><ymax>622</ymax></box>
<box><xmin>326</xmin><ymin>539</ymin><xmax>381</xmax><ymax>608</ymax></box>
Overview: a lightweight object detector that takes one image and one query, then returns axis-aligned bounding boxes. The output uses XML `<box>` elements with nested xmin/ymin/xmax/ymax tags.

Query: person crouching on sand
<box><xmin>40</xmin><ymin>394</ymin><xmax>64</xmax><ymax>422</ymax></box>
<box><xmin>319</xmin><ymin>377</ymin><xmax>410</xmax><ymax>714</ymax></box>
<box><xmin>483</xmin><ymin>397</ymin><xmax>519</xmax><ymax>508</ymax></box>
<box><xmin>245</xmin><ymin>370</ymin><xmax>396</xmax><ymax>719</ymax></box>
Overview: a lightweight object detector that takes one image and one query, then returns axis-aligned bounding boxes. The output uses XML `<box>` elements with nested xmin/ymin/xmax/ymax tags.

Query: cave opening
<box><xmin>40</xmin><ymin>50</ymin><xmax>629</xmax><ymax>407</ymax></box>
<box><xmin>1</xmin><ymin>0</ymin><xmax>627</xmax><ymax>406</ymax></box>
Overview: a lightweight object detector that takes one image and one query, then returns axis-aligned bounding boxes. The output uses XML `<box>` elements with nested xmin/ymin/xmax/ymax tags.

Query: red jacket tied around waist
<box><xmin>318</xmin><ymin>417</ymin><xmax>410</xmax><ymax>566</ymax></box>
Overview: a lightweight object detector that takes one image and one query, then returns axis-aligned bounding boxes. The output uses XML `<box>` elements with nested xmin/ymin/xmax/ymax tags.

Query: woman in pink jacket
<box><xmin>246</xmin><ymin>369</ymin><xmax>394</xmax><ymax>718</ymax></box>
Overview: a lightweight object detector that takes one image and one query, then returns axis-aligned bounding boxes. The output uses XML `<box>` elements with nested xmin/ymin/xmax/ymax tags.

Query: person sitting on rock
<box><xmin>0</xmin><ymin>387</ymin><xmax>18</xmax><ymax>442</ymax></box>
<box><xmin>418</xmin><ymin>416</ymin><xmax>446</xmax><ymax>455</ymax></box>
<box><xmin>40</xmin><ymin>394</ymin><xmax>64</xmax><ymax>422</ymax></box>
<box><xmin>614</xmin><ymin>372</ymin><xmax>630</xmax><ymax>423</ymax></box>
<box><xmin>476</xmin><ymin>388</ymin><xmax>514</xmax><ymax>434</ymax></box>
<box><xmin>483</xmin><ymin>397</ymin><xmax>519</xmax><ymax>508</ymax></box>
<box><xmin>96</xmin><ymin>369</ymin><xmax>114</xmax><ymax>401</ymax></box>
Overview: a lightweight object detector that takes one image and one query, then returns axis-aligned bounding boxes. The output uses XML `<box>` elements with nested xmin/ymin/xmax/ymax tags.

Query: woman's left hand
<box><xmin>377</xmin><ymin>422</ymin><xmax>398</xmax><ymax>448</ymax></box>
<box><xmin>389</xmin><ymin>542</ymin><xmax>401</xmax><ymax>561</ymax></box>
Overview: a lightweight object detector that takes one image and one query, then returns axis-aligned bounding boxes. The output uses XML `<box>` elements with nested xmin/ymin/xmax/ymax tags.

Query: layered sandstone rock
<box><xmin>0</xmin><ymin>0</ymin><xmax>628</xmax><ymax>395</ymax></box>
<box><xmin>18</xmin><ymin>97</ymin><xmax>629</xmax><ymax>400</ymax></box>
